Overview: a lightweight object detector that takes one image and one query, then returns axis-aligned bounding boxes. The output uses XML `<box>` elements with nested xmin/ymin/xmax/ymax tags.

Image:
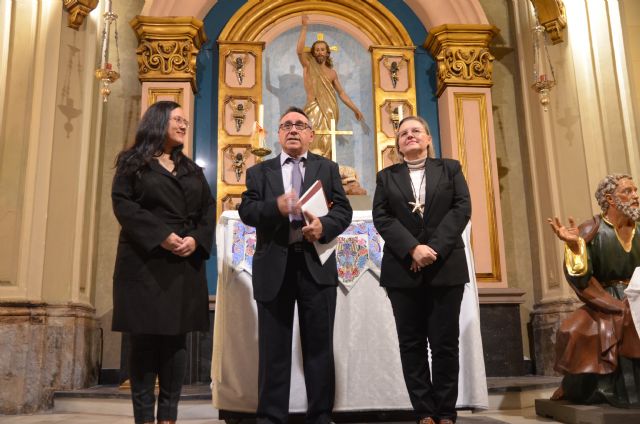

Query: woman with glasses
<box><xmin>373</xmin><ymin>116</ymin><xmax>471</xmax><ymax>424</ymax></box>
<box><xmin>111</xmin><ymin>101</ymin><xmax>214</xmax><ymax>424</ymax></box>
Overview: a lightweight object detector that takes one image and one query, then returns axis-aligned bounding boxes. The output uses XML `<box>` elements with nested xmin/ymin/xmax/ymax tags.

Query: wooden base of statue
<box><xmin>536</xmin><ymin>399</ymin><xmax>640</xmax><ymax>424</ymax></box>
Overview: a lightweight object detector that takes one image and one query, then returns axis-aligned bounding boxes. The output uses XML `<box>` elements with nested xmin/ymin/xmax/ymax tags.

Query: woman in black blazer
<box><xmin>373</xmin><ymin>116</ymin><xmax>471</xmax><ymax>424</ymax></box>
<box><xmin>112</xmin><ymin>101</ymin><xmax>214</xmax><ymax>424</ymax></box>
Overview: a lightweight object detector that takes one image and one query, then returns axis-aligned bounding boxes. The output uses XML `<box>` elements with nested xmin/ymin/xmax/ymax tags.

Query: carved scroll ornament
<box><xmin>138</xmin><ymin>39</ymin><xmax>195</xmax><ymax>76</ymax></box>
<box><xmin>130</xmin><ymin>16</ymin><xmax>207</xmax><ymax>91</ymax></box>
<box><xmin>424</xmin><ymin>24</ymin><xmax>499</xmax><ymax>95</ymax></box>
<box><xmin>438</xmin><ymin>47</ymin><xmax>494</xmax><ymax>84</ymax></box>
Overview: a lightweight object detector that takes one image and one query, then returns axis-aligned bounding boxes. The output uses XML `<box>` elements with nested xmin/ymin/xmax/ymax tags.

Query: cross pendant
<box><xmin>408</xmin><ymin>201</ymin><xmax>424</xmax><ymax>214</ymax></box>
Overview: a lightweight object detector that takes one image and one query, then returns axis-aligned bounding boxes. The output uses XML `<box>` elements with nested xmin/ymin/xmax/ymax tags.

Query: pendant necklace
<box><xmin>408</xmin><ymin>170</ymin><xmax>425</xmax><ymax>216</ymax></box>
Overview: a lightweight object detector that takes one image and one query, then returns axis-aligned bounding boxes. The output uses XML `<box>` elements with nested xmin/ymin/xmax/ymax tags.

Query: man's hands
<box><xmin>161</xmin><ymin>233</ymin><xmax>197</xmax><ymax>257</ymax></box>
<box><xmin>409</xmin><ymin>244</ymin><xmax>438</xmax><ymax>272</ymax></box>
<box><xmin>277</xmin><ymin>190</ymin><xmax>301</xmax><ymax>216</ymax></box>
<box><xmin>277</xmin><ymin>195</ymin><xmax>324</xmax><ymax>242</ymax></box>
<box><xmin>302</xmin><ymin>211</ymin><xmax>323</xmax><ymax>243</ymax></box>
<box><xmin>547</xmin><ymin>216</ymin><xmax>581</xmax><ymax>254</ymax></box>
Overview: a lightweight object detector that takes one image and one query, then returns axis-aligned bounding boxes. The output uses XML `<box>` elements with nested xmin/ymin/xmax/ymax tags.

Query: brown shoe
<box><xmin>439</xmin><ymin>420</ymin><xmax>455</xmax><ymax>424</ymax></box>
<box><xmin>157</xmin><ymin>421</ymin><xmax>176</xmax><ymax>424</ymax></box>
<box><xmin>418</xmin><ymin>418</ymin><xmax>436</xmax><ymax>424</ymax></box>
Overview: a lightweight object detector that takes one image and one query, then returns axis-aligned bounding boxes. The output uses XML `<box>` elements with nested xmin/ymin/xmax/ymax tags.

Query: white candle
<box><xmin>330</xmin><ymin>118</ymin><xmax>337</xmax><ymax>161</ymax></box>
<box><xmin>257</xmin><ymin>104</ymin><xmax>265</xmax><ymax>148</ymax></box>
<box><xmin>398</xmin><ymin>104</ymin><xmax>403</xmax><ymax>122</ymax></box>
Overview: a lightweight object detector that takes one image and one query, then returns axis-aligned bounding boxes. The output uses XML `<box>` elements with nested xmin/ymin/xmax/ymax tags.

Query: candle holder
<box><xmin>251</xmin><ymin>122</ymin><xmax>271</xmax><ymax>159</ymax></box>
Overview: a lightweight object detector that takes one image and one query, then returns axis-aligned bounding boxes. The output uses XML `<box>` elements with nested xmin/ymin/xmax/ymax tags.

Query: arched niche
<box><xmin>214</xmin><ymin>0</ymin><xmax>421</xmax><ymax>215</ymax></box>
<box><xmin>141</xmin><ymin>0</ymin><xmax>489</xmax><ymax>29</ymax></box>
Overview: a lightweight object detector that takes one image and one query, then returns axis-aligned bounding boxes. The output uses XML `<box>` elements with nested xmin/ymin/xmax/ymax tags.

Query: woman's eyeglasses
<box><xmin>398</xmin><ymin>127</ymin><xmax>427</xmax><ymax>139</ymax></box>
<box><xmin>170</xmin><ymin>116</ymin><xmax>191</xmax><ymax>128</ymax></box>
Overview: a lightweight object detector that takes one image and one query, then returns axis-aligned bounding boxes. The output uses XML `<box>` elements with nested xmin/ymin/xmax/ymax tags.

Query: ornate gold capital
<box><xmin>62</xmin><ymin>0</ymin><xmax>99</xmax><ymax>30</ymax></box>
<box><xmin>530</xmin><ymin>0</ymin><xmax>567</xmax><ymax>44</ymax></box>
<box><xmin>424</xmin><ymin>24</ymin><xmax>499</xmax><ymax>97</ymax></box>
<box><xmin>130</xmin><ymin>16</ymin><xmax>207</xmax><ymax>93</ymax></box>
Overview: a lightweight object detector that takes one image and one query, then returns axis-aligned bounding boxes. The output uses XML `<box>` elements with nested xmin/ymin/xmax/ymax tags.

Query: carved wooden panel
<box><xmin>379</xmin><ymin>100</ymin><xmax>414</xmax><ymax>138</ymax></box>
<box><xmin>221</xmin><ymin>144</ymin><xmax>255</xmax><ymax>185</ymax></box>
<box><xmin>223</xmin><ymin>51</ymin><xmax>257</xmax><ymax>88</ymax></box>
<box><xmin>223</xmin><ymin>96</ymin><xmax>257</xmax><ymax>136</ymax></box>
<box><xmin>221</xmin><ymin>194</ymin><xmax>242</xmax><ymax>212</ymax></box>
<box><xmin>378</xmin><ymin>55</ymin><xmax>410</xmax><ymax>92</ymax></box>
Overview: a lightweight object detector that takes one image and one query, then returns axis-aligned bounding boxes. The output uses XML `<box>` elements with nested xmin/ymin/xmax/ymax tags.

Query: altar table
<box><xmin>212</xmin><ymin>211</ymin><xmax>488</xmax><ymax>413</ymax></box>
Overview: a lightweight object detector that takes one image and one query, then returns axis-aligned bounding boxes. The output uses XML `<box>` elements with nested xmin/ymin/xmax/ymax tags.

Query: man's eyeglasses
<box><xmin>170</xmin><ymin>116</ymin><xmax>191</xmax><ymax>128</ymax></box>
<box><xmin>398</xmin><ymin>127</ymin><xmax>427</xmax><ymax>139</ymax></box>
<box><xmin>279</xmin><ymin>121</ymin><xmax>312</xmax><ymax>131</ymax></box>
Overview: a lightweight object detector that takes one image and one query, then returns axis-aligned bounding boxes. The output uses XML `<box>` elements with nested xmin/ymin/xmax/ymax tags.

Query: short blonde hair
<box><xmin>395</xmin><ymin>115</ymin><xmax>435</xmax><ymax>159</ymax></box>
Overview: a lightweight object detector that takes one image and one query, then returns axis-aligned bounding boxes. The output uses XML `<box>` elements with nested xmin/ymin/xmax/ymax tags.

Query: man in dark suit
<box><xmin>373</xmin><ymin>116</ymin><xmax>471</xmax><ymax>424</ymax></box>
<box><xmin>239</xmin><ymin>106</ymin><xmax>352</xmax><ymax>424</ymax></box>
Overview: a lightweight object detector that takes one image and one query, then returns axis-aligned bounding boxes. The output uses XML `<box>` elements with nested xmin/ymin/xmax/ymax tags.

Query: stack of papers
<box><xmin>298</xmin><ymin>180</ymin><xmax>337</xmax><ymax>265</ymax></box>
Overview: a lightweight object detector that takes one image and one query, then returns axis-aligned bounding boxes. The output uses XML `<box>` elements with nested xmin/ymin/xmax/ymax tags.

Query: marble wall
<box><xmin>0</xmin><ymin>303</ymin><xmax>100</xmax><ymax>413</ymax></box>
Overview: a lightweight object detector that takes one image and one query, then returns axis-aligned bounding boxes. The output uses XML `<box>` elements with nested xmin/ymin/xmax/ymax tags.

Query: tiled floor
<box><xmin>1</xmin><ymin>378</ymin><xmax>567</xmax><ymax>423</ymax></box>
<box><xmin>0</xmin><ymin>407</ymin><xmax>563</xmax><ymax>424</ymax></box>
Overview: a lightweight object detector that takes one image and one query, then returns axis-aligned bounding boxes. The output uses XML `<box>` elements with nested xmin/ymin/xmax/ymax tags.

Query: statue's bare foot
<box><xmin>550</xmin><ymin>385</ymin><xmax>564</xmax><ymax>400</ymax></box>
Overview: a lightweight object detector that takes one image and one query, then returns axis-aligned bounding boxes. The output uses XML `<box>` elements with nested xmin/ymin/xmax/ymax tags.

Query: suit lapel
<box><xmin>301</xmin><ymin>153</ymin><xmax>320</xmax><ymax>195</ymax></box>
<box><xmin>390</xmin><ymin>163</ymin><xmax>415</xmax><ymax>205</ymax></box>
<box><xmin>423</xmin><ymin>158</ymin><xmax>444</xmax><ymax>219</ymax></box>
<box><xmin>265</xmin><ymin>157</ymin><xmax>285</xmax><ymax>198</ymax></box>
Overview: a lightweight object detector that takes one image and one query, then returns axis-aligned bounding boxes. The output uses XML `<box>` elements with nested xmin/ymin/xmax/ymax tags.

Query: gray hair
<box><xmin>595</xmin><ymin>173</ymin><xmax>633</xmax><ymax>213</ymax></box>
<box><xmin>394</xmin><ymin>115</ymin><xmax>436</xmax><ymax>160</ymax></box>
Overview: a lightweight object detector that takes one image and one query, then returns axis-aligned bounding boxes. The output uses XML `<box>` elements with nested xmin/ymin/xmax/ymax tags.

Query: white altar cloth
<box><xmin>212</xmin><ymin>210</ymin><xmax>488</xmax><ymax>412</ymax></box>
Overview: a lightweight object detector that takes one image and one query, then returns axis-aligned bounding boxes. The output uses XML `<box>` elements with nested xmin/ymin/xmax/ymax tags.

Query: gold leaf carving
<box><xmin>439</xmin><ymin>47</ymin><xmax>494</xmax><ymax>83</ymax></box>
<box><xmin>139</xmin><ymin>40</ymin><xmax>194</xmax><ymax>75</ymax></box>
<box><xmin>130</xmin><ymin>16</ymin><xmax>207</xmax><ymax>92</ymax></box>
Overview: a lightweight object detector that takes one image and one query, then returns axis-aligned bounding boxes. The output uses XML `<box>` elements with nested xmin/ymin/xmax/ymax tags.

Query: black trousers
<box><xmin>386</xmin><ymin>284</ymin><xmax>465</xmax><ymax>423</ymax></box>
<box><xmin>129</xmin><ymin>333</ymin><xmax>187</xmax><ymax>423</ymax></box>
<box><xmin>256</xmin><ymin>247</ymin><xmax>337</xmax><ymax>424</ymax></box>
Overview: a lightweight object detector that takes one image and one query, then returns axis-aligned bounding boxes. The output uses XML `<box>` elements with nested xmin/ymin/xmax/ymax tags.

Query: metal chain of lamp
<box><xmin>95</xmin><ymin>0</ymin><xmax>121</xmax><ymax>102</ymax></box>
<box><xmin>531</xmin><ymin>5</ymin><xmax>557</xmax><ymax>111</ymax></box>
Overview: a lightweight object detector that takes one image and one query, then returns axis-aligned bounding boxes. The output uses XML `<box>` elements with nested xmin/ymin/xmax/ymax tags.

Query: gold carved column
<box><xmin>130</xmin><ymin>16</ymin><xmax>207</xmax><ymax>156</ymax></box>
<box><xmin>216</xmin><ymin>41</ymin><xmax>264</xmax><ymax>215</ymax></box>
<box><xmin>426</xmin><ymin>24</ymin><xmax>510</xmax><ymax>289</ymax></box>
<box><xmin>370</xmin><ymin>46</ymin><xmax>417</xmax><ymax>170</ymax></box>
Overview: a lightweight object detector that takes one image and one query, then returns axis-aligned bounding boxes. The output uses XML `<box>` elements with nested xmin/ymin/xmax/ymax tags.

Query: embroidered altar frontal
<box><xmin>213</xmin><ymin>210</ymin><xmax>488</xmax><ymax>413</ymax></box>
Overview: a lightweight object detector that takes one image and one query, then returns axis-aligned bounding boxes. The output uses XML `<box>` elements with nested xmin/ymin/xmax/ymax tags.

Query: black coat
<box><xmin>238</xmin><ymin>152</ymin><xmax>353</xmax><ymax>302</ymax></box>
<box><xmin>372</xmin><ymin>158</ymin><xmax>471</xmax><ymax>288</ymax></box>
<box><xmin>111</xmin><ymin>159</ymin><xmax>215</xmax><ymax>335</ymax></box>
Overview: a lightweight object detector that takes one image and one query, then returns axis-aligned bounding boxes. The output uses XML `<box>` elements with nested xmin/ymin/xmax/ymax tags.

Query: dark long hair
<box><xmin>115</xmin><ymin>101</ymin><xmax>198</xmax><ymax>176</ymax></box>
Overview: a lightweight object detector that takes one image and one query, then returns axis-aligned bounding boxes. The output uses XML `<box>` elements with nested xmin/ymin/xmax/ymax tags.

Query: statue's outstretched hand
<box><xmin>301</xmin><ymin>15</ymin><xmax>309</xmax><ymax>25</ymax></box>
<box><xmin>359</xmin><ymin>119</ymin><xmax>371</xmax><ymax>135</ymax></box>
<box><xmin>547</xmin><ymin>216</ymin><xmax>581</xmax><ymax>252</ymax></box>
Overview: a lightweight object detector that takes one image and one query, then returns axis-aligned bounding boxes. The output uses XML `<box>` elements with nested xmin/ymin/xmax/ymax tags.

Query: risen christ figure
<box><xmin>297</xmin><ymin>15</ymin><xmax>364</xmax><ymax>159</ymax></box>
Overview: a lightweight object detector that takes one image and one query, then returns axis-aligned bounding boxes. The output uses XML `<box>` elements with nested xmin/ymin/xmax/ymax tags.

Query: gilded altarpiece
<box><xmin>370</xmin><ymin>47</ymin><xmax>417</xmax><ymax>169</ymax></box>
<box><xmin>217</xmin><ymin>42</ymin><xmax>264</xmax><ymax>214</ymax></box>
